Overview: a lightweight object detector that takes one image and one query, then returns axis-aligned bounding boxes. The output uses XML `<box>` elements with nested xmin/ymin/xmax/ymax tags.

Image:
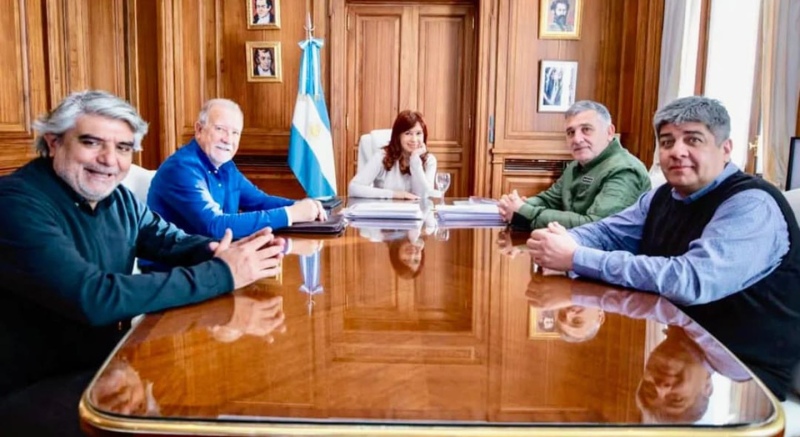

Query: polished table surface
<box><xmin>79</xmin><ymin>222</ymin><xmax>785</xmax><ymax>436</ymax></box>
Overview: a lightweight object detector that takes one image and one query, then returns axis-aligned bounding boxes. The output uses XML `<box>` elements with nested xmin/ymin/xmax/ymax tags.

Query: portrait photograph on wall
<box><xmin>538</xmin><ymin>0</ymin><xmax>582</xmax><ymax>40</ymax></box>
<box><xmin>529</xmin><ymin>307</ymin><xmax>560</xmax><ymax>339</ymax></box>
<box><xmin>246</xmin><ymin>41</ymin><xmax>282</xmax><ymax>83</ymax></box>
<box><xmin>538</xmin><ymin>60</ymin><xmax>578</xmax><ymax>113</ymax></box>
<box><xmin>247</xmin><ymin>0</ymin><xmax>281</xmax><ymax>29</ymax></box>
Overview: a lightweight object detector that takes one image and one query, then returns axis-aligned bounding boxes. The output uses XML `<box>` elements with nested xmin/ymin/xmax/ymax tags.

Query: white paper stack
<box><xmin>343</xmin><ymin>202</ymin><xmax>424</xmax><ymax>221</ymax></box>
<box><xmin>436</xmin><ymin>203</ymin><xmax>506</xmax><ymax>228</ymax></box>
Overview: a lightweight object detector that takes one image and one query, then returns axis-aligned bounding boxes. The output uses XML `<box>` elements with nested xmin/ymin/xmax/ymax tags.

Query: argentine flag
<box><xmin>288</xmin><ymin>38</ymin><xmax>337</xmax><ymax>198</ymax></box>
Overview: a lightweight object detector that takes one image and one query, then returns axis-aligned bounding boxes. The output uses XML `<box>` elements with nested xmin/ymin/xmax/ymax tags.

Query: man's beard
<box><xmin>554</xmin><ymin>15</ymin><xmax>567</xmax><ymax>26</ymax></box>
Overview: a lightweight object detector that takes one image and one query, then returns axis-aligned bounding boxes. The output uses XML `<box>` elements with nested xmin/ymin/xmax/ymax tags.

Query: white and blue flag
<box><xmin>288</xmin><ymin>38</ymin><xmax>336</xmax><ymax>199</ymax></box>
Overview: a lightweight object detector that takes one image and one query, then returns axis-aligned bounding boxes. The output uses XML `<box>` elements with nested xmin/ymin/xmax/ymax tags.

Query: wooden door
<box><xmin>344</xmin><ymin>2</ymin><xmax>476</xmax><ymax>197</ymax></box>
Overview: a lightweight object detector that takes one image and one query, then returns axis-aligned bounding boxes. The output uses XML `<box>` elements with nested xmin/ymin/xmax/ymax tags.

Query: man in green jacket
<box><xmin>498</xmin><ymin>100</ymin><xmax>650</xmax><ymax>230</ymax></box>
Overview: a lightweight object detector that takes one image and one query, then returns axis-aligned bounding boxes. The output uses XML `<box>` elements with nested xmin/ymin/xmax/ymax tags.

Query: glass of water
<box><xmin>435</xmin><ymin>172</ymin><xmax>451</xmax><ymax>196</ymax></box>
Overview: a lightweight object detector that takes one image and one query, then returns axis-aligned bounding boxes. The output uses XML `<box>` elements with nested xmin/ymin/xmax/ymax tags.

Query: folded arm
<box><xmin>0</xmin><ymin>194</ymin><xmax>234</xmax><ymax>327</ymax></box>
<box><xmin>531</xmin><ymin>169</ymin><xmax>649</xmax><ymax>229</ymax></box>
<box><xmin>571</xmin><ymin>190</ymin><xmax>789</xmax><ymax>305</ymax></box>
<box><xmin>409</xmin><ymin>153</ymin><xmax>437</xmax><ymax>196</ymax></box>
<box><xmin>153</xmin><ymin>165</ymin><xmax>291</xmax><ymax>239</ymax></box>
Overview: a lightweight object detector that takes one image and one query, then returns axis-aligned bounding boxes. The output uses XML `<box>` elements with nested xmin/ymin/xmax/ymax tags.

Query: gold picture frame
<box><xmin>538</xmin><ymin>0</ymin><xmax>582</xmax><ymax>40</ymax></box>
<box><xmin>247</xmin><ymin>0</ymin><xmax>281</xmax><ymax>29</ymax></box>
<box><xmin>528</xmin><ymin>306</ymin><xmax>560</xmax><ymax>339</ymax></box>
<box><xmin>246</xmin><ymin>41</ymin><xmax>282</xmax><ymax>83</ymax></box>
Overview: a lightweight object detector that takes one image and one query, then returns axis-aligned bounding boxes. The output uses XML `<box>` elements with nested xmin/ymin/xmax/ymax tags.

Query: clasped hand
<box><xmin>211</xmin><ymin>227</ymin><xmax>285</xmax><ymax>289</ymax></box>
<box><xmin>497</xmin><ymin>190</ymin><xmax>526</xmax><ymax>222</ymax></box>
<box><xmin>526</xmin><ymin>222</ymin><xmax>578</xmax><ymax>272</ymax></box>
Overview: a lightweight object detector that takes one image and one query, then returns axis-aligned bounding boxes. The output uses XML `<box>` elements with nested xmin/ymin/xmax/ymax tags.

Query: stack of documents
<box><xmin>436</xmin><ymin>204</ymin><xmax>506</xmax><ymax>228</ymax></box>
<box><xmin>343</xmin><ymin>202</ymin><xmax>424</xmax><ymax>222</ymax></box>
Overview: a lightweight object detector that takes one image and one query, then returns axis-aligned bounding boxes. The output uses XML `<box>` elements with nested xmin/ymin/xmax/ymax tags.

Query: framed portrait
<box><xmin>539</xmin><ymin>0</ymin><xmax>582</xmax><ymax>40</ymax></box>
<box><xmin>247</xmin><ymin>0</ymin><xmax>281</xmax><ymax>29</ymax></box>
<box><xmin>538</xmin><ymin>60</ymin><xmax>578</xmax><ymax>113</ymax></box>
<box><xmin>786</xmin><ymin>137</ymin><xmax>800</xmax><ymax>190</ymax></box>
<box><xmin>246</xmin><ymin>41</ymin><xmax>282</xmax><ymax>83</ymax></box>
<box><xmin>528</xmin><ymin>307</ymin><xmax>560</xmax><ymax>339</ymax></box>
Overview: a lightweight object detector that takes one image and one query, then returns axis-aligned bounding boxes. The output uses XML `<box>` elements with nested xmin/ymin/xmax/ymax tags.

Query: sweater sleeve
<box><xmin>530</xmin><ymin>169</ymin><xmax>650</xmax><ymax>229</ymax></box>
<box><xmin>237</xmin><ymin>168</ymin><xmax>295</xmax><ymax>212</ymax></box>
<box><xmin>150</xmin><ymin>162</ymin><xmax>290</xmax><ymax>239</ymax></box>
<box><xmin>409</xmin><ymin>153</ymin><xmax>437</xmax><ymax>196</ymax></box>
<box><xmin>511</xmin><ymin>172</ymin><xmax>566</xmax><ymax>229</ymax></box>
<box><xmin>0</xmin><ymin>189</ymin><xmax>235</xmax><ymax>327</ymax></box>
<box><xmin>348</xmin><ymin>151</ymin><xmax>395</xmax><ymax>198</ymax></box>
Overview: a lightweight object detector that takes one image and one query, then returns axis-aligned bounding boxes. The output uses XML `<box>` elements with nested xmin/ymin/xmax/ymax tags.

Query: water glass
<box><xmin>435</xmin><ymin>172</ymin><xmax>451</xmax><ymax>195</ymax></box>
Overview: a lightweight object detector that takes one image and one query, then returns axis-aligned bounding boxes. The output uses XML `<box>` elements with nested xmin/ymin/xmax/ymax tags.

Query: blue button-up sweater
<box><xmin>148</xmin><ymin>140</ymin><xmax>294</xmax><ymax>240</ymax></box>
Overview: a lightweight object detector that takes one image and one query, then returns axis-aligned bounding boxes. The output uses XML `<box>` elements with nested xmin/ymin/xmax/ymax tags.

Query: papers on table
<box><xmin>343</xmin><ymin>202</ymin><xmax>424</xmax><ymax>221</ymax></box>
<box><xmin>348</xmin><ymin>219</ymin><xmax>423</xmax><ymax>231</ymax></box>
<box><xmin>436</xmin><ymin>203</ymin><xmax>506</xmax><ymax>228</ymax></box>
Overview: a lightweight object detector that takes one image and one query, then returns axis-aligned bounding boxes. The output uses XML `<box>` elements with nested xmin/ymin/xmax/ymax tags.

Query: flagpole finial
<box><xmin>304</xmin><ymin>12</ymin><xmax>314</xmax><ymax>40</ymax></box>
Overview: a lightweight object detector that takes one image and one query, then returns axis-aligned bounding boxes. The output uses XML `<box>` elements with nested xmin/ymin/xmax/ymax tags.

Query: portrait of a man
<box><xmin>539</xmin><ymin>0</ymin><xmax>582</xmax><ymax>39</ymax></box>
<box><xmin>246</xmin><ymin>42</ymin><xmax>282</xmax><ymax>82</ymax></box>
<box><xmin>247</xmin><ymin>0</ymin><xmax>280</xmax><ymax>29</ymax></box>
<box><xmin>253</xmin><ymin>48</ymin><xmax>275</xmax><ymax>77</ymax></box>
<box><xmin>548</xmin><ymin>0</ymin><xmax>572</xmax><ymax>32</ymax></box>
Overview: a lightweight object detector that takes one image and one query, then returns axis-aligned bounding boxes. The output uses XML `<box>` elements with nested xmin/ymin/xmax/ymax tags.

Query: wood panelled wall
<box><xmin>488</xmin><ymin>0</ymin><xmax>663</xmax><ymax>197</ymax></box>
<box><xmin>0</xmin><ymin>0</ymin><xmax>663</xmax><ymax>198</ymax></box>
<box><xmin>0</xmin><ymin>0</ymin><xmax>132</xmax><ymax>175</ymax></box>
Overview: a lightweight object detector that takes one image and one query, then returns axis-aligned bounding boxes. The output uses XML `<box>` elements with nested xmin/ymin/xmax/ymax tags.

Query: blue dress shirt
<box><xmin>148</xmin><ymin>140</ymin><xmax>295</xmax><ymax>239</ymax></box>
<box><xmin>568</xmin><ymin>164</ymin><xmax>790</xmax><ymax>305</ymax></box>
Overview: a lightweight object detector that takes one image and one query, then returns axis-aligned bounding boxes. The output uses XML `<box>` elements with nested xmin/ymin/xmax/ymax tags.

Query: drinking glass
<box><xmin>435</xmin><ymin>172</ymin><xmax>451</xmax><ymax>196</ymax></box>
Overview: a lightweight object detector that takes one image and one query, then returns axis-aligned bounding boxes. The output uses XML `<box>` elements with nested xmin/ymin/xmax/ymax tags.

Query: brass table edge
<box><xmin>78</xmin><ymin>396</ymin><xmax>786</xmax><ymax>437</ymax></box>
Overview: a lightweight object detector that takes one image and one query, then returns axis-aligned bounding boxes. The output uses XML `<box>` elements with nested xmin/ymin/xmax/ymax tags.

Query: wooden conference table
<box><xmin>79</xmin><ymin>218</ymin><xmax>785</xmax><ymax>436</ymax></box>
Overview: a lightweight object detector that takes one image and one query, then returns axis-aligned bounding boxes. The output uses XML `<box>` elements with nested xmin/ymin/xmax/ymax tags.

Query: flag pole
<box><xmin>304</xmin><ymin>0</ymin><xmax>313</xmax><ymax>40</ymax></box>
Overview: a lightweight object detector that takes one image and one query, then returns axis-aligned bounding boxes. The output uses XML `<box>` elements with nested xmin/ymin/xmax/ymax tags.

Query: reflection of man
<box><xmin>497</xmin><ymin>100</ymin><xmax>650</xmax><ymax>231</ymax></box>
<box><xmin>548</xmin><ymin>0</ymin><xmax>573</xmax><ymax>32</ymax></box>
<box><xmin>527</xmin><ymin>276</ymin><xmax>755</xmax><ymax>423</ymax></box>
<box><xmin>0</xmin><ymin>91</ymin><xmax>286</xmax><ymax>436</ymax></box>
<box><xmin>147</xmin><ymin>99</ymin><xmax>326</xmax><ymax>243</ymax></box>
<box><xmin>90</xmin><ymin>358</ymin><xmax>159</xmax><ymax>417</ymax></box>
<box><xmin>527</xmin><ymin>96</ymin><xmax>800</xmax><ymax>400</ymax></box>
<box><xmin>253</xmin><ymin>48</ymin><xmax>275</xmax><ymax>77</ymax></box>
<box><xmin>638</xmin><ymin>326</ymin><xmax>713</xmax><ymax>423</ymax></box>
<box><xmin>252</xmin><ymin>0</ymin><xmax>274</xmax><ymax>24</ymax></box>
<box><xmin>526</xmin><ymin>274</ymin><xmax>605</xmax><ymax>342</ymax></box>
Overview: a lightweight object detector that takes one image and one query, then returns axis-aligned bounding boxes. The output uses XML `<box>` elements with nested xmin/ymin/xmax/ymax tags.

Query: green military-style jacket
<box><xmin>511</xmin><ymin>139</ymin><xmax>651</xmax><ymax>230</ymax></box>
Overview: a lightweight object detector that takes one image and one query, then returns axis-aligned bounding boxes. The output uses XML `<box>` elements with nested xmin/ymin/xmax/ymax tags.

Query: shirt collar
<box><xmin>670</xmin><ymin>162</ymin><xmax>740</xmax><ymax>203</ymax></box>
<box><xmin>188</xmin><ymin>139</ymin><xmax>234</xmax><ymax>174</ymax></box>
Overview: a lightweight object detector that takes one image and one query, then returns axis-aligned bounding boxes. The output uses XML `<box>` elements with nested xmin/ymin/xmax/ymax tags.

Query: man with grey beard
<box><xmin>0</xmin><ymin>90</ymin><xmax>286</xmax><ymax>435</ymax></box>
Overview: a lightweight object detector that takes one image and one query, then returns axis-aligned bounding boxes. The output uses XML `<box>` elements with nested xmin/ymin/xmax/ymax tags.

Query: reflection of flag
<box><xmin>288</xmin><ymin>38</ymin><xmax>337</xmax><ymax>198</ymax></box>
<box><xmin>299</xmin><ymin>251</ymin><xmax>323</xmax><ymax>296</ymax></box>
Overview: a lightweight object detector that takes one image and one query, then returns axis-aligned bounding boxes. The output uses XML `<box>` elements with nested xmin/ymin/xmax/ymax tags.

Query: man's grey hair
<box><xmin>565</xmin><ymin>100</ymin><xmax>613</xmax><ymax>126</ymax></box>
<box><xmin>197</xmin><ymin>99</ymin><xmax>243</xmax><ymax>126</ymax></box>
<box><xmin>653</xmin><ymin>96</ymin><xmax>731</xmax><ymax>145</ymax></box>
<box><xmin>32</xmin><ymin>90</ymin><xmax>148</xmax><ymax>157</ymax></box>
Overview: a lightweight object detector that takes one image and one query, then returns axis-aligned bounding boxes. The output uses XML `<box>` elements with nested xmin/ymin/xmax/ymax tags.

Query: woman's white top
<box><xmin>348</xmin><ymin>151</ymin><xmax>437</xmax><ymax>198</ymax></box>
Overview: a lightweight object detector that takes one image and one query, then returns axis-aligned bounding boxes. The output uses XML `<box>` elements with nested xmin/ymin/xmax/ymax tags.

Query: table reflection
<box><xmin>82</xmin><ymin>227</ymin><xmax>781</xmax><ymax>436</ymax></box>
<box><xmin>526</xmin><ymin>270</ymin><xmax>769</xmax><ymax>425</ymax></box>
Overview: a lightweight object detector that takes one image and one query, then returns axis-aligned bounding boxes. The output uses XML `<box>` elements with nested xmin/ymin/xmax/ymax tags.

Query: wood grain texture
<box><xmin>80</xmin><ymin>225</ymin><xmax>781</xmax><ymax>436</ymax></box>
<box><xmin>0</xmin><ymin>0</ymin><xmax>49</xmax><ymax>174</ymax></box>
<box><xmin>0</xmin><ymin>0</ymin><xmax>667</xmax><ymax>200</ymax></box>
